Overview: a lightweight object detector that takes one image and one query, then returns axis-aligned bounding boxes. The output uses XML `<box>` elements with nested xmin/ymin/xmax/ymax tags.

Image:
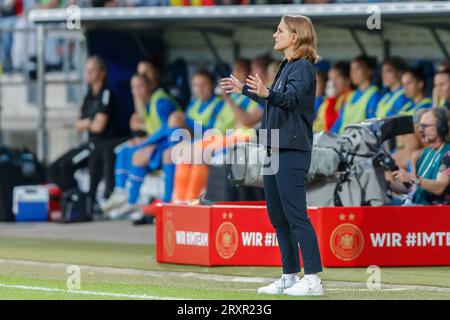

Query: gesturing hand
<box><xmin>220</xmin><ymin>74</ymin><xmax>244</xmax><ymax>94</ymax></box>
<box><xmin>246</xmin><ymin>73</ymin><xmax>269</xmax><ymax>98</ymax></box>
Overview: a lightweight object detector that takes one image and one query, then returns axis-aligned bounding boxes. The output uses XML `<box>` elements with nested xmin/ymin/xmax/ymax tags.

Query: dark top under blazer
<box><xmin>242</xmin><ymin>58</ymin><xmax>316</xmax><ymax>152</ymax></box>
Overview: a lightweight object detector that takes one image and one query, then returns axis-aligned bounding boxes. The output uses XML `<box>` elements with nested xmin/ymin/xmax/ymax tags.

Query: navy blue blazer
<box><xmin>242</xmin><ymin>58</ymin><xmax>316</xmax><ymax>152</ymax></box>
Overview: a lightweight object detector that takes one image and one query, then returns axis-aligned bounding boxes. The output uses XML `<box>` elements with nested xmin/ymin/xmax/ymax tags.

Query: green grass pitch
<box><xmin>0</xmin><ymin>237</ymin><xmax>449</xmax><ymax>300</ymax></box>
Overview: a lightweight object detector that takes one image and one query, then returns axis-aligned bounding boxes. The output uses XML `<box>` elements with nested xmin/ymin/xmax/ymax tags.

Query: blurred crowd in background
<box><xmin>41</xmin><ymin>51</ymin><xmax>450</xmax><ymax>225</ymax></box>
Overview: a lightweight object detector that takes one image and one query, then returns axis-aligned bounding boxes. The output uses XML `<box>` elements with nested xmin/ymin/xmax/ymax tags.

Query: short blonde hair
<box><xmin>282</xmin><ymin>15</ymin><xmax>320</xmax><ymax>64</ymax></box>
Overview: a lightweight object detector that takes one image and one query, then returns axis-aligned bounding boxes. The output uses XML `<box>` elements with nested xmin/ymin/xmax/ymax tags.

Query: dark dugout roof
<box><xmin>29</xmin><ymin>2</ymin><xmax>450</xmax><ymax>31</ymax></box>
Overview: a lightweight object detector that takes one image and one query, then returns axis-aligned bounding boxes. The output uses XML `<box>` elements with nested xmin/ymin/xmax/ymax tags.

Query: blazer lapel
<box><xmin>271</xmin><ymin>59</ymin><xmax>288</xmax><ymax>90</ymax></box>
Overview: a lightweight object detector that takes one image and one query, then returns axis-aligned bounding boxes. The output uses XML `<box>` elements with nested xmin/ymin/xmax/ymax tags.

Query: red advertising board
<box><xmin>319</xmin><ymin>206</ymin><xmax>450</xmax><ymax>267</ymax></box>
<box><xmin>156</xmin><ymin>203</ymin><xmax>450</xmax><ymax>267</ymax></box>
<box><xmin>157</xmin><ymin>205</ymin><xmax>211</xmax><ymax>265</ymax></box>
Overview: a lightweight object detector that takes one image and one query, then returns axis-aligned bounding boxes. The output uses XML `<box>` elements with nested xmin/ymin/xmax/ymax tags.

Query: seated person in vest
<box><xmin>434</xmin><ymin>68</ymin><xmax>450</xmax><ymax>111</ymax></box>
<box><xmin>126</xmin><ymin>57</ymin><xmax>173</xmax><ymax>140</ymax></box>
<box><xmin>391</xmin><ymin>68</ymin><xmax>432</xmax><ymax>170</ymax></box>
<box><xmin>314</xmin><ymin>69</ymin><xmax>327</xmax><ymax>116</ymax></box>
<box><xmin>331</xmin><ymin>55</ymin><xmax>381</xmax><ymax>135</ymax></box>
<box><xmin>101</xmin><ymin>58</ymin><xmax>180</xmax><ymax>214</ymax></box>
<box><xmin>391</xmin><ymin>108</ymin><xmax>450</xmax><ymax>205</ymax></box>
<box><xmin>313</xmin><ymin>61</ymin><xmax>352</xmax><ymax>133</ymax></box>
<box><xmin>127</xmin><ymin>70</ymin><xmax>227</xmax><ymax>210</ymax></box>
<box><xmin>172</xmin><ymin>59</ymin><xmax>264</xmax><ymax>204</ymax></box>
<box><xmin>167</xmin><ymin>70</ymin><xmax>228</xmax><ymax>203</ymax></box>
<box><xmin>127</xmin><ymin>74</ymin><xmax>150</xmax><ymax>140</ymax></box>
<box><xmin>48</xmin><ymin>56</ymin><xmax>120</xmax><ymax>201</ymax></box>
<box><xmin>433</xmin><ymin>62</ymin><xmax>450</xmax><ymax>108</ymax></box>
<box><xmin>375</xmin><ymin>57</ymin><xmax>410</xmax><ymax>119</ymax></box>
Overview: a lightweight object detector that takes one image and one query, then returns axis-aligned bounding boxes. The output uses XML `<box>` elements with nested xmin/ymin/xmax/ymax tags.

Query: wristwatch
<box><xmin>412</xmin><ymin>177</ymin><xmax>421</xmax><ymax>186</ymax></box>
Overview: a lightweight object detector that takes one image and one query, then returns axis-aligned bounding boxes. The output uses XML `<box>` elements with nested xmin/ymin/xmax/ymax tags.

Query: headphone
<box><xmin>434</xmin><ymin>107</ymin><xmax>449</xmax><ymax>139</ymax></box>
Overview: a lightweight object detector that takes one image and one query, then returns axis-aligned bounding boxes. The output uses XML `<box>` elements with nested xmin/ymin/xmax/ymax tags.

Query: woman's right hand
<box><xmin>220</xmin><ymin>74</ymin><xmax>244</xmax><ymax>94</ymax></box>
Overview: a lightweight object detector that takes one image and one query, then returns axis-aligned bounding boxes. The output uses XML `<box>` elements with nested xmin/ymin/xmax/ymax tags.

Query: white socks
<box><xmin>282</xmin><ymin>273</ymin><xmax>321</xmax><ymax>285</ymax></box>
<box><xmin>282</xmin><ymin>273</ymin><xmax>298</xmax><ymax>284</ymax></box>
<box><xmin>304</xmin><ymin>274</ymin><xmax>321</xmax><ymax>283</ymax></box>
<box><xmin>282</xmin><ymin>273</ymin><xmax>297</xmax><ymax>280</ymax></box>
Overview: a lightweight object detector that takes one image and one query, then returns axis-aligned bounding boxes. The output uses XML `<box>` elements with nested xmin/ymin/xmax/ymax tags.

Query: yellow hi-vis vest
<box><xmin>187</xmin><ymin>96</ymin><xmax>223</xmax><ymax>129</ymax></box>
<box><xmin>400</xmin><ymin>97</ymin><xmax>432</xmax><ymax>116</ymax></box>
<box><xmin>144</xmin><ymin>88</ymin><xmax>180</xmax><ymax>135</ymax></box>
<box><xmin>215</xmin><ymin>94</ymin><xmax>259</xmax><ymax>133</ymax></box>
<box><xmin>375</xmin><ymin>88</ymin><xmax>406</xmax><ymax>118</ymax></box>
<box><xmin>313</xmin><ymin>98</ymin><xmax>331</xmax><ymax>133</ymax></box>
<box><xmin>339</xmin><ymin>85</ymin><xmax>378</xmax><ymax>135</ymax></box>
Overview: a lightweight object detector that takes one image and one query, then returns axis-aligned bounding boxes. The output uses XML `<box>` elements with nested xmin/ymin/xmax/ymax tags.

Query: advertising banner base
<box><xmin>156</xmin><ymin>203</ymin><xmax>450</xmax><ymax>267</ymax></box>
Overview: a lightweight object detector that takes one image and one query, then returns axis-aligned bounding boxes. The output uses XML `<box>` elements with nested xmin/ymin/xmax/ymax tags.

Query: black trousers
<box><xmin>47</xmin><ymin>137</ymin><xmax>126</xmax><ymax>199</ymax></box>
<box><xmin>47</xmin><ymin>143</ymin><xmax>90</xmax><ymax>193</ymax></box>
<box><xmin>263</xmin><ymin>149</ymin><xmax>323</xmax><ymax>275</ymax></box>
<box><xmin>88</xmin><ymin>137</ymin><xmax>127</xmax><ymax>198</ymax></box>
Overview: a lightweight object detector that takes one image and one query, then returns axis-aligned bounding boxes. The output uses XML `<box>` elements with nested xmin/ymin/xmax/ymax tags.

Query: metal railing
<box><xmin>0</xmin><ymin>21</ymin><xmax>86</xmax><ymax>163</ymax></box>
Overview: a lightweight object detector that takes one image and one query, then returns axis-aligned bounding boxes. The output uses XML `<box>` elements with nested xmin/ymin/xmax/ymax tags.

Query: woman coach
<box><xmin>220</xmin><ymin>15</ymin><xmax>323</xmax><ymax>296</ymax></box>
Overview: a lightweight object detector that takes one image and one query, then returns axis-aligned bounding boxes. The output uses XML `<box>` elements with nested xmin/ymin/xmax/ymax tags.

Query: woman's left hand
<box><xmin>246</xmin><ymin>74</ymin><xmax>269</xmax><ymax>98</ymax></box>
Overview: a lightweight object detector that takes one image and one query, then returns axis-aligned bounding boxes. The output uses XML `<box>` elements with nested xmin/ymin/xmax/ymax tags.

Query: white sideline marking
<box><xmin>238</xmin><ymin>288</ymin><xmax>411</xmax><ymax>292</ymax></box>
<box><xmin>0</xmin><ymin>283</ymin><xmax>182</xmax><ymax>300</ymax></box>
<box><xmin>0</xmin><ymin>258</ymin><xmax>270</xmax><ymax>283</ymax></box>
<box><xmin>325</xmin><ymin>288</ymin><xmax>410</xmax><ymax>292</ymax></box>
<box><xmin>2</xmin><ymin>259</ymin><xmax>450</xmax><ymax>293</ymax></box>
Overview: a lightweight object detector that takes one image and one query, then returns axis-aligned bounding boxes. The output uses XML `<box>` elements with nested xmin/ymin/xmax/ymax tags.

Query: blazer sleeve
<box><xmin>266</xmin><ymin>61</ymin><xmax>313</xmax><ymax>112</ymax></box>
<box><xmin>242</xmin><ymin>85</ymin><xmax>268</xmax><ymax>108</ymax></box>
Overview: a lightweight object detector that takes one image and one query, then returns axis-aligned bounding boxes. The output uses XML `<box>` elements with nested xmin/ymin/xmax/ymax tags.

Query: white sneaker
<box><xmin>106</xmin><ymin>203</ymin><xmax>139</xmax><ymax>220</ymax></box>
<box><xmin>284</xmin><ymin>276</ymin><xmax>324</xmax><ymax>296</ymax></box>
<box><xmin>100</xmin><ymin>189</ymin><xmax>128</xmax><ymax>212</ymax></box>
<box><xmin>129</xmin><ymin>211</ymin><xmax>144</xmax><ymax>221</ymax></box>
<box><xmin>257</xmin><ymin>276</ymin><xmax>299</xmax><ymax>295</ymax></box>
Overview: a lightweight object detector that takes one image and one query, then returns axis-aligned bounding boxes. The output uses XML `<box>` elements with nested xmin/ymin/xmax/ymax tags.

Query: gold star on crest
<box><xmin>349</xmin><ymin>213</ymin><xmax>355</xmax><ymax>221</ymax></box>
<box><xmin>339</xmin><ymin>213</ymin><xmax>346</xmax><ymax>221</ymax></box>
<box><xmin>228</xmin><ymin>212</ymin><xmax>233</xmax><ymax>219</ymax></box>
<box><xmin>222</xmin><ymin>212</ymin><xmax>227</xmax><ymax>219</ymax></box>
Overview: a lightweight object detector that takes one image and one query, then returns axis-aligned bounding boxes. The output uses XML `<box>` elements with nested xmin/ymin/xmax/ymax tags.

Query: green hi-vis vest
<box><xmin>215</xmin><ymin>94</ymin><xmax>258</xmax><ymax>133</ymax></box>
<box><xmin>187</xmin><ymin>96</ymin><xmax>223</xmax><ymax>129</ymax></box>
<box><xmin>144</xmin><ymin>88</ymin><xmax>180</xmax><ymax>135</ymax></box>
<box><xmin>375</xmin><ymin>88</ymin><xmax>405</xmax><ymax>119</ymax></box>
<box><xmin>339</xmin><ymin>86</ymin><xmax>378</xmax><ymax>135</ymax></box>
<box><xmin>400</xmin><ymin>97</ymin><xmax>432</xmax><ymax>116</ymax></box>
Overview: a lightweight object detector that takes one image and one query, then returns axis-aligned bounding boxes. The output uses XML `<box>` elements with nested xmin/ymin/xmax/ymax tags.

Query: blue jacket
<box><xmin>243</xmin><ymin>58</ymin><xmax>316</xmax><ymax>151</ymax></box>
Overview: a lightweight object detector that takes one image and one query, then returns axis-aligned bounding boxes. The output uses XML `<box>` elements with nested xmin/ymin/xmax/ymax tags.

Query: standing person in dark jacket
<box><xmin>221</xmin><ymin>15</ymin><xmax>323</xmax><ymax>296</ymax></box>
